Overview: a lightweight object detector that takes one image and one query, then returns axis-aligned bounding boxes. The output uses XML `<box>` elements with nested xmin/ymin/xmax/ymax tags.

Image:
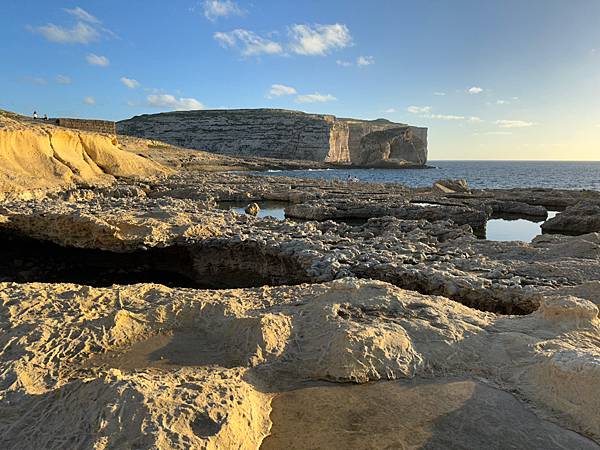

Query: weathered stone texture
<box><xmin>54</xmin><ymin>118</ymin><xmax>116</xmax><ymax>135</ymax></box>
<box><xmin>117</xmin><ymin>109</ymin><xmax>428</xmax><ymax>166</ymax></box>
<box><xmin>356</xmin><ymin>127</ymin><xmax>428</xmax><ymax>167</ymax></box>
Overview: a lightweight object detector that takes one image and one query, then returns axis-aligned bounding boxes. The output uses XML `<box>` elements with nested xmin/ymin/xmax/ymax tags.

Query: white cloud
<box><xmin>430</xmin><ymin>114</ymin><xmax>465</xmax><ymax>121</ymax></box>
<box><xmin>468</xmin><ymin>86</ymin><xmax>484</xmax><ymax>94</ymax></box>
<box><xmin>496</xmin><ymin>99</ymin><xmax>508</xmax><ymax>105</ymax></box>
<box><xmin>86</xmin><ymin>53</ymin><xmax>109</xmax><ymax>66</ymax></box>
<box><xmin>385</xmin><ymin>108</ymin><xmax>396</xmax><ymax>113</ymax></box>
<box><xmin>336</xmin><ymin>59</ymin><xmax>352</xmax><ymax>67</ymax></box>
<box><xmin>356</xmin><ymin>55</ymin><xmax>374</xmax><ymax>66</ymax></box>
<box><xmin>214</xmin><ymin>29</ymin><xmax>283</xmax><ymax>56</ymax></box>
<box><xmin>147</xmin><ymin>94</ymin><xmax>205</xmax><ymax>111</ymax></box>
<box><xmin>55</xmin><ymin>75</ymin><xmax>72</xmax><ymax>84</ymax></box>
<box><xmin>64</xmin><ymin>7</ymin><xmax>100</xmax><ymax>24</ymax></box>
<box><xmin>268</xmin><ymin>84</ymin><xmax>297</xmax><ymax>97</ymax></box>
<box><xmin>289</xmin><ymin>23</ymin><xmax>352</xmax><ymax>55</ymax></box>
<box><xmin>83</xmin><ymin>96</ymin><xmax>96</xmax><ymax>105</ymax></box>
<box><xmin>295</xmin><ymin>93</ymin><xmax>337</xmax><ymax>103</ymax></box>
<box><xmin>28</xmin><ymin>22</ymin><xmax>99</xmax><ymax>44</ymax></box>
<box><xmin>434</xmin><ymin>92</ymin><xmax>446</xmax><ymax>96</ymax></box>
<box><xmin>496</xmin><ymin>119</ymin><xmax>534</xmax><ymax>128</ymax></box>
<box><xmin>408</xmin><ymin>106</ymin><xmax>482</xmax><ymax>123</ymax></box>
<box><xmin>407</xmin><ymin>105</ymin><xmax>432</xmax><ymax>114</ymax></box>
<box><xmin>121</xmin><ymin>77</ymin><xmax>140</xmax><ymax>89</ymax></box>
<box><xmin>28</xmin><ymin>7</ymin><xmax>116</xmax><ymax>45</ymax></box>
<box><xmin>203</xmin><ymin>0</ymin><xmax>243</xmax><ymax>21</ymax></box>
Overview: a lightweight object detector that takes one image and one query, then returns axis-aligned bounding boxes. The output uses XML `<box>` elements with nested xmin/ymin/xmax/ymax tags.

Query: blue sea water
<box><xmin>249</xmin><ymin>161</ymin><xmax>600</xmax><ymax>191</ymax></box>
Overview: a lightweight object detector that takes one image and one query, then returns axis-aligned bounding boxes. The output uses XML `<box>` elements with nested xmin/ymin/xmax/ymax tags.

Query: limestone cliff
<box><xmin>117</xmin><ymin>109</ymin><xmax>428</xmax><ymax>167</ymax></box>
<box><xmin>0</xmin><ymin>110</ymin><xmax>170</xmax><ymax>195</ymax></box>
<box><xmin>355</xmin><ymin>127</ymin><xmax>428</xmax><ymax>167</ymax></box>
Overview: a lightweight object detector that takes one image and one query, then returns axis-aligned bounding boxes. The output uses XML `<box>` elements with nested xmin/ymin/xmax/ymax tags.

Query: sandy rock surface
<box><xmin>1</xmin><ymin>279</ymin><xmax>600</xmax><ymax>448</ymax></box>
<box><xmin>1</xmin><ymin>112</ymin><xmax>600</xmax><ymax>448</ymax></box>
<box><xmin>0</xmin><ymin>112</ymin><xmax>169</xmax><ymax>196</ymax></box>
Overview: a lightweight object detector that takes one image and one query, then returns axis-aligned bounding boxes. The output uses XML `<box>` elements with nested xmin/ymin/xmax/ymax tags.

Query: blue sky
<box><xmin>2</xmin><ymin>0</ymin><xmax>599</xmax><ymax>160</ymax></box>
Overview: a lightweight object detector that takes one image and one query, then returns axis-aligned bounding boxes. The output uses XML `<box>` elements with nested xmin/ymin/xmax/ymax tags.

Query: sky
<box><xmin>1</xmin><ymin>0</ymin><xmax>600</xmax><ymax>160</ymax></box>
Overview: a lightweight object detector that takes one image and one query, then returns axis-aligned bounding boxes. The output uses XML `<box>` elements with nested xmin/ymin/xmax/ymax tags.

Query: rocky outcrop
<box><xmin>284</xmin><ymin>198</ymin><xmax>489</xmax><ymax>230</ymax></box>
<box><xmin>2</xmin><ymin>279</ymin><xmax>600</xmax><ymax>447</ymax></box>
<box><xmin>116</xmin><ymin>109</ymin><xmax>428</xmax><ymax>167</ymax></box>
<box><xmin>542</xmin><ymin>201</ymin><xmax>600</xmax><ymax>235</ymax></box>
<box><xmin>355</xmin><ymin>127</ymin><xmax>428</xmax><ymax>167</ymax></box>
<box><xmin>433</xmin><ymin>179</ymin><xmax>470</xmax><ymax>194</ymax></box>
<box><xmin>0</xmin><ymin>112</ymin><xmax>169</xmax><ymax>195</ymax></box>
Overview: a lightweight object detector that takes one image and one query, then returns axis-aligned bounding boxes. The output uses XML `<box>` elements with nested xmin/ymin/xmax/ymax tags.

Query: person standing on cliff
<box><xmin>43</xmin><ymin>114</ymin><xmax>48</xmax><ymax>121</ymax></box>
<box><xmin>32</xmin><ymin>111</ymin><xmax>38</xmax><ymax>120</ymax></box>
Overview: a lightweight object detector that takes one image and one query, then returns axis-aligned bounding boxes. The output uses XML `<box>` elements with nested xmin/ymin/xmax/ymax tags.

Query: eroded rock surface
<box><xmin>0</xmin><ymin>111</ymin><xmax>169</xmax><ymax>196</ymax></box>
<box><xmin>542</xmin><ymin>201</ymin><xmax>600</xmax><ymax>235</ymax></box>
<box><xmin>117</xmin><ymin>109</ymin><xmax>428</xmax><ymax>167</ymax></box>
<box><xmin>355</xmin><ymin>127</ymin><xmax>428</xmax><ymax>167</ymax></box>
<box><xmin>1</xmin><ymin>114</ymin><xmax>600</xmax><ymax>448</ymax></box>
<box><xmin>1</xmin><ymin>279</ymin><xmax>599</xmax><ymax>448</ymax></box>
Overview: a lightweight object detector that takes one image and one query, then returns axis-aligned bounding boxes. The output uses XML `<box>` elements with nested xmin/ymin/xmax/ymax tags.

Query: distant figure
<box><xmin>43</xmin><ymin>114</ymin><xmax>48</xmax><ymax>121</ymax></box>
<box><xmin>33</xmin><ymin>111</ymin><xmax>38</xmax><ymax>120</ymax></box>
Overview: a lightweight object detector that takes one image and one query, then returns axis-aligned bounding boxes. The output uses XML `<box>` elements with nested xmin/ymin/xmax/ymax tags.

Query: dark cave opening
<box><xmin>0</xmin><ymin>232</ymin><xmax>311</xmax><ymax>289</ymax></box>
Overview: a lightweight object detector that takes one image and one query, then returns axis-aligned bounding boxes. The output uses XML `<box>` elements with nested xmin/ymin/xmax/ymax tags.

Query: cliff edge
<box><xmin>117</xmin><ymin>109</ymin><xmax>428</xmax><ymax>167</ymax></box>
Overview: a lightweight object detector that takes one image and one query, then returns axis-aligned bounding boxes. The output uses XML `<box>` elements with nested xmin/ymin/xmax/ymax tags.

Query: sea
<box><xmin>249</xmin><ymin>161</ymin><xmax>600</xmax><ymax>191</ymax></box>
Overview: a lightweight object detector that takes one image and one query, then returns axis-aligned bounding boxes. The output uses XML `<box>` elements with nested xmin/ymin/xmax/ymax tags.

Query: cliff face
<box><xmin>0</xmin><ymin>111</ymin><xmax>169</xmax><ymax>195</ymax></box>
<box><xmin>117</xmin><ymin>109</ymin><xmax>428</xmax><ymax>167</ymax></box>
<box><xmin>356</xmin><ymin>127</ymin><xmax>428</xmax><ymax>167</ymax></box>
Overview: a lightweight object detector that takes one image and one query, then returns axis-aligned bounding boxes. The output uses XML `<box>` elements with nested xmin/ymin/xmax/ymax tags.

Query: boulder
<box><xmin>245</xmin><ymin>203</ymin><xmax>260</xmax><ymax>216</ymax></box>
<box><xmin>542</xmin><ymin>201</ymin><xmax>600</xmax><ymax>235</ymax></box>
<box><xmin>433</xmin><ymin>179</ymin><xmax>470</xmax><ymax>194</ymax></box>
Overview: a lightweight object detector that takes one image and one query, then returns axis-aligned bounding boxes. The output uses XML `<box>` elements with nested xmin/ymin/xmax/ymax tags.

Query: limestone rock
<box><xmin>355</xmin><ymin>127</ymin><xmax>428</xmax><ymax>167</ymax></box>
<box><xmin>1</xmin><ymin>279</ymin><xmax>600</xmax><ymax>447</ymax></box>
<box><xmin>542</xmin><ymin>201</ymin><xmax>600</xmax><ymax>235</ymax></box>
<box><xmin>285</xmin><ymin>198</ymin><xmax>489</xmax><ymax>229</ymax></box>
<box><xmin>483</xmin><ymin>200</ymin><xmax>548</xmax><ymax>217</ymax></box>
<box><xmin>433</xmin><ymin>179</ymin><xmax>470</xmax><ymax>194</ymax></box>
<box><xmin>245</xmin><ymin>203</ymin><xmax>260</xmax><ymax>216</ymax></box>
<box><xmin>0</xmin><ymin>112</ymin><xmax>170</xmax><ymax>194</ymax></box>
<box><xmin>116</xmin><ymin>109</ymin><xmax>428</xmax><ymax>167</ymax></box>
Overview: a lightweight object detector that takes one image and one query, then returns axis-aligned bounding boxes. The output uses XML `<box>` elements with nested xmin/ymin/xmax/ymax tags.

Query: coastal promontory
<box><xmin>117</xmin><ymin>109</ymin><xmax>428</xmax><ymax>167</ymax></box>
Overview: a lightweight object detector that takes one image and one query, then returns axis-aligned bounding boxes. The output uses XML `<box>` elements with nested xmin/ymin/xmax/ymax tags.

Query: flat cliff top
<box><xmin>119</xmin><ymin>108</ymin><xmax>332</xmax><ymax>122</ymax></box>
<box><xmin>118</xmin><ymin>108</ymin><xmax>413</xmax><ymax>128</ymax></box>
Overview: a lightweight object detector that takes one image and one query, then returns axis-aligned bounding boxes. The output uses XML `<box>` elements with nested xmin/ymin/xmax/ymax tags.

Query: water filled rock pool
<box><xmin>216</xmin><ymin>201</ymin><xmax>288</xmax><ymax>220</ymax></box>
<box><xmin>218</xmin><ymin>202</ymin><xmax>561</xmax><ymax>242</ymax></box>
<box><xmin>486</xmin><ymin>211</ymin><xmax>559</xmax><ymax>242</ymax></box>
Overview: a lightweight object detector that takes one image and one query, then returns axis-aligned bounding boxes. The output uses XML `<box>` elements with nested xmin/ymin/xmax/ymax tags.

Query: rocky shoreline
<box><xmin>1</xmin><ymin>113</ymin><xmax>600</xmax><ymax>448</ymax></box>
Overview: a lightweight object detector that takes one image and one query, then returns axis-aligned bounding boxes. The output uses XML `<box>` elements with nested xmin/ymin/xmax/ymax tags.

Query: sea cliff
<box><xmin>117</xmin><ymin>109</ymin><xmax>428</xmax><ymax>167</ymax></box>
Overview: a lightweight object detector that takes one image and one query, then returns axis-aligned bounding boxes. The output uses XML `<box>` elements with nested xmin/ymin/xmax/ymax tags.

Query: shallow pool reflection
<box><xmin>486</xmin><ymin>211</ymin><xmax>558</xmax><ymax>242</ymax></box>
